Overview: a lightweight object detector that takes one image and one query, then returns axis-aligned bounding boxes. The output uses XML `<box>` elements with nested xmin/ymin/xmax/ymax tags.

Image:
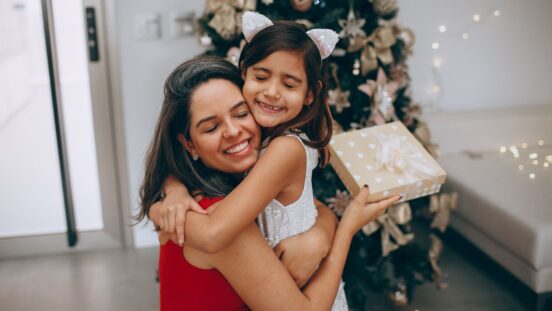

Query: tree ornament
<box><xmin>326</xmin><ymin>190</ymin><xmax>352</xmax><ymax>216</ymax></box>
<box><xmin>358</xmin><ymin>67</ymin><xmax>399</xmax><ymax>125</ymax></box>
<box><xmin>362</xmin><ymin>203</ymin><xmax>414</xmax><ymax>256</ymax></box>
<box><xmin>338</xmin><ymin>9</ymin><xmax>366</xmax><ymax>49</ymax></box>
<box><xmin>388</xmin><ymin>283</ymin><xmax>408</xmax><ymax>306</ymax></box>
<box><xmin>429</xmin><ymin>192</ymin><xmax>459</xmax><ymax>233</ymax></box>
<box><xmin>360</xmin><ymin>25</ymin><xmax>396</xmax><ymax>74</ymax></box>
<box><xmin>429</xmin><ymin>234</ymin><xmax>448</xmax><ymax>289</ymax></box>
<box><xmin>290</xmin><ymin>0</ymin><xmax>313</xmax><ymax>12</ymax></box>
<box><xmin>371</xmin><ymin>0</ymin><xmax>399</xmax><ymax>17</ymax></box>
<box><xmin>328</xmin><ymin>89</ymin><xmax>351</xmax><ymax>113</ymax></box>
<box><xmin>397</xmin><ymin>27</ymin><xmax>416</xmax><ymax>53</ymax></box>
<box><xmin>328</xmin><ymin>64</ymin><xmax>351</xmax><ymax>113</ymax></box>
<box><xmin>199</xmin><ymin>34</ymin><xmax>213</xmax><ymax>46</ymax></box>
<box><xmin>206</xmin><ymin>0</ymin><xmax>256</xmax><ymax>40</ymax></box>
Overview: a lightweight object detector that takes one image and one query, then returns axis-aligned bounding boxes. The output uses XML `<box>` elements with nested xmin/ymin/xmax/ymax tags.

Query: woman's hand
<box><xmin>339</xmin><ymin>186</ymin><xmax>400</xmax><ymax>237</ymax></box>
<box><xmin>274</xmin><ymin>226</ymin><xmax>329</xmax><ymax>288</ymax></box>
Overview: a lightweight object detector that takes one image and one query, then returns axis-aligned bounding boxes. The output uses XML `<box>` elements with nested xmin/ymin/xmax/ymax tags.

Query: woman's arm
<box><xmin>208</xmin><ymin>188</ymin><xmax>399</xmax><ymax>311</ymax></box>
<box><xmin>185</xmin><ymin>136</ymin><xmax>307</xmax><ymax>253</ymax></box>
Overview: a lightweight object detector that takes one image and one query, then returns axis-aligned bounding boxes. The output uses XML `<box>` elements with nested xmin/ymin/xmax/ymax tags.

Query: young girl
<box><xmin>148</xmin><ymin>12</ymin><xmax>399</xmax><ymax>309</ymax></box>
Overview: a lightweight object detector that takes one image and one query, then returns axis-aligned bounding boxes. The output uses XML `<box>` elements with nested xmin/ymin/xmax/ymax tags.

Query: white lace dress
<box><xmin>257</xmin><ymin>133</ymin><xmax>349</xmax><ymax>311</ymax></box>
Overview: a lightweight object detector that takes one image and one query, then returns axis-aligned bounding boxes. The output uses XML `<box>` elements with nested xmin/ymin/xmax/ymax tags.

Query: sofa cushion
<box><xmin>439</xmin><ymin>146</ymin><xmax>552</xmax><ymax>270</ymax></box>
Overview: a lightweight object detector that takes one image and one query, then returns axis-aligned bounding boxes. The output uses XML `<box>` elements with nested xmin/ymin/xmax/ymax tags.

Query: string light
<box><xmin>494</xmin><ymin>10</ymin><xmax>501</xmax><ymax>16</ymax></box>
<box><xmin>545</xmin><ymin>162</ymin><xmax>550</xmax><ymax>168</ymax></box>
<box><xmin>521</xmin><ymin>142</ymin><xmax>528</xmax><ymax>149</ymax></box>
<box><xmin>432</xmin><ymin>57</ymin><xmax>442</xmax><ymax>68</ymax></box>
<box><xmin>529</xmin><ymin>153</ymin><xmax>538</xmax><ymax>159</ymax></box>
<box><xmin>472</xmin><ymin>14</ymin><xmax>481</xmax><ymax>22</ymax></box>
<box><xmin>500</xmin><ymin>146</ymin><xmax>507</xmax><ymax>153</ymax></box>
<box><xmin>462</xmin><ymin>33</ymin><xmax>469</xmax><ymax>39</ymax></box>
<box><xmin>518</xmin><ymin>164</ymin><xmax>524</xmax><ymax>170</ymax></box>
<box><xmin>529</xmin><ymin>173</ymin><xmax>536</xmax><ymax>180</ymax></box>
<box><xmin>533</xmin><ymin>160</ymin><xmax>539</xmax><ymax>165</ymax></box>
<box><xmin>432</xmin><ymin>42</ymin><xmax>440</xmax><ymax>50</ymax></box>
<box><xmin>438</xmin><ymin>25</ymin><xmax>447</xmax><ymax>33</ymax></box>
<box><xmin>538</xmin><ymin>140</ymin><xmax>544</xmax><ymax>146</ymax></box>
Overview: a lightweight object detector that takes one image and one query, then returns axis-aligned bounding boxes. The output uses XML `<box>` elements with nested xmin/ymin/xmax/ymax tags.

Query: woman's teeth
<box><xmin>225</xmin><ymin>141</ymin><xmax>249</xmax><ymax>154</ymax></box>
<box><xmin>256</xmin><ymin>100</ymin><xmax>283</xmax><ymax>112</ymax></box>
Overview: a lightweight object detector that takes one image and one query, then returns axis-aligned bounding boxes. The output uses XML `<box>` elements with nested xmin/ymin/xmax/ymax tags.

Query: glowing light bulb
<box><xmin>518</xmin><ymin>164</ymin><xmax>524</xmax><ymax>170</ymax></box>
<box><xmin>432</xmin><ymin>42</ymin><xmax>440</xmax><ymax>50</ymax></box>
<box><xmin>544</xmin><ymin>162</ymin><xmax>550</xmax><ymax>168</ymax></box>
<box><xmin>432</xmin><ymin>85</ymin><xmax>441</xmax><ymax>93</ymax></box>
<box><xmin>529</xmin><ymin>153</ymin><xmax>538</xmax><ymax>159</ymax></box>
<box><xmin>538</xmin><ymin>140</ymin><xmax>544</xmax><ymax>146</ymax></box>
<box><xmin>499</xmin><ymin>146</ymin><xmax>507</xmax><ymax>153</ymax></box>
<box><xmin>494</xmin><ymin>10</ymin><xmax>501</xmax><ymax>17</ymax></box>
<box><xmin>473</xmin><ymin>14</ymin><xmax>481</xmax><ymax>22</ymax></box>
<box><xmin>433</xmin><ymin>57</ymin><xmax>442</xmax><ymax>68</ymax></box>
<box><xmin>462</xmin><ymin>33</ymin><xmax>469</xmax><ymax>39</ymax></box>
<box><xmin>533</xmin><ymin>160</ymin><xmax>539</xmax><ymax>165</ymax></box>
<box><xmin>438</xmin><ymin>25</ymin><xmax>447</xmax><ymax>33</ymax></box>
<box><xmin>529</xmin><ymin>173</ymin><xmax>536</xmax><ymax>180</ymax></box>
<box><xmin>521</xmin><ymin>143</ymin><xmax>528</xmax><ymax>149</ymax></box>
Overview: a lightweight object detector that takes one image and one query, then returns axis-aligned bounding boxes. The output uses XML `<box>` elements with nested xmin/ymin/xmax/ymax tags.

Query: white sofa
<box><xmin>424</xmin><ymin>105</ymin><xmax>552</xmax><ymax>310</ymax></box>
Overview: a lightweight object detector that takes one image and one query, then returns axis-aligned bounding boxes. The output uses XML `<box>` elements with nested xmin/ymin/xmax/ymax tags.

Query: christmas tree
<box><xmin>196</xmin><ymin>0</ymin><xmax>453</xmax><ymax>308</ymax></box>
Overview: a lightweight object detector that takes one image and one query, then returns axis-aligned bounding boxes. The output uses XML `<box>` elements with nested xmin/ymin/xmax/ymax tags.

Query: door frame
<box><xmin>0</xmin><ymin>0</ymin><xmax>133</xmax><ymax>258</ymax></box>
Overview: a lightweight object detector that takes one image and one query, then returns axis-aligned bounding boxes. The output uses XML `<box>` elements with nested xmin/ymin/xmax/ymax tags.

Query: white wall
<box><xmin>397</xmin><ymin>0</ymin><xmax>552</xmax><ymax>112</ymax></box>
<box><xmin>114</xmin><ymin>0</ymin><xmax>205</xmax><ymax>247</ymax></box>
<box><xmin>115</xmin><ymin>0</ymin><xmax>552</xmax><ymax>247</ymax></box>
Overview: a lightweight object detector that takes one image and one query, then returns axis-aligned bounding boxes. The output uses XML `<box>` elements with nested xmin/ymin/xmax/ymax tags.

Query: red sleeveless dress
<box><xmin>159</xmin><ymin>197</ymin><xmax>248</xmax><ymax>311</ymax></box>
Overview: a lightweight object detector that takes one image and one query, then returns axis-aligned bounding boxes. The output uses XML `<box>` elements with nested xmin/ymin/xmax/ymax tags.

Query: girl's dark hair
<box><xmin>238</xmin><ymin>21</ymin><xmax>333</xmax><ymax>165</ymax></box>
<box><xmin>136</xmin><ymin>56</ymin><xmax>244</xmax><ymax>223</ymax></box>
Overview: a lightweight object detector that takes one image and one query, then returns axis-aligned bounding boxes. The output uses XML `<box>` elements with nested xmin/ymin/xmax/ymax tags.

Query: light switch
<box><xmin>134</xmin><ymin>13</ymin><xmax>161</xmax><ymax>40</ymax></box>
<box><xmin>169</xmin><ymin>12</ymin><xmax>195</xmax><ymax>37</ymax></box>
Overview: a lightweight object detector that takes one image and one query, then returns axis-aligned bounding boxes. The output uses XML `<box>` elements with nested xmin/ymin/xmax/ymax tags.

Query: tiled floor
<box><xmin>0</xmin><ymin>231</ymin><xmax>541</xmax><ymax>311</ymax></box>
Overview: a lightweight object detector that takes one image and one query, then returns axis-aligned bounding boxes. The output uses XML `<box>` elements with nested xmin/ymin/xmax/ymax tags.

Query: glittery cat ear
<box><xmin>242</xmin><ymin>11</ymin><xmax>274</xmax><ymax>42</ymax></box>
<box><xmin>306</xmin><ymin>28</ymin><xmax>339</xmax><ymax>60</ymax></box>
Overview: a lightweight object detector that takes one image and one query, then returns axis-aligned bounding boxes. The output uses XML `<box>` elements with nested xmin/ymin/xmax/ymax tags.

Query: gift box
<box><xmin>329</xmin><ymin>121</ymin><xmax>447</xmax><ymax>203</ymax></box>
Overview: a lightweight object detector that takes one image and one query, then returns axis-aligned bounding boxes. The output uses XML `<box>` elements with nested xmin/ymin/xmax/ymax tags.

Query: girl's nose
<box><xmin>263</xmin><ymin>81</ymin><xmax>281</xmax><ymax>99</ymax></box>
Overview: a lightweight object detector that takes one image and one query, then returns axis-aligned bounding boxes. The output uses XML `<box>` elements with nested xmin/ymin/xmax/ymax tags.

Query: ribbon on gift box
<box><xmin>372</xmin><ymin>129</ymin><xmax>442</xmax><ymax>200</ymax></box>
<box><xmin>429</xmin><ymin>192</ymin><xmax>459</xmax><ymax>232</ymax></box>
<box><xmin>362</xmin><ymin>203</ymin><xmax>414</xmax><ymax>256</ymax></box>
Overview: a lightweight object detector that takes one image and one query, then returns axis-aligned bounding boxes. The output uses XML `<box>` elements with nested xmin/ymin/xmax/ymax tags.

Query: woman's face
<box><xmin>182</xmin><ymin>79</ymin><xmax>260</xmax><ymax>174</ymax></box>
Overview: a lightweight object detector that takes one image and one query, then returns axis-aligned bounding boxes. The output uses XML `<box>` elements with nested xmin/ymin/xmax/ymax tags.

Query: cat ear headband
<box><xmin>242</xmin><ymin>11</ymin><xmax>339</xmax><ymax>60</ymax></box>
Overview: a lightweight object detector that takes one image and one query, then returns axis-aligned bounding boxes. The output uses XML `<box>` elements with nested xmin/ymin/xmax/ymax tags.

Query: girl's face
<box><xmin>181</xmin><ymin>79</ymin><xmax>260</xmax><ymax>174</ymax></box>
<box><xmin>242</xmin><ymin>51</ymin><xmax>314</xmax><ymax>130</ymax></box>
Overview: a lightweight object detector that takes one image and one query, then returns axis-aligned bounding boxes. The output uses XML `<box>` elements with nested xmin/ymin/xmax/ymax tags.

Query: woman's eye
<box><xmin>235</xmin><ymin>111</ymin><xmax>249</xmax><ymax>118</ymax></box>
<box><xmin>255</xmin><ymin>76</ymin><xmax>267</xmax><ymax>81</ymax></box>
<box><xmin>205</xmin><ymin>124</ymin><xmax>218</xmax><ymax>133</ymax></box>
<box><xmin>284</xmin><ymin>83</ymin><xmax>295</xmax><ymax>89</ymax></box>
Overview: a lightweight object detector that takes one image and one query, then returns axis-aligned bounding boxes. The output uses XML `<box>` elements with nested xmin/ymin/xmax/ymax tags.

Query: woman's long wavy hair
<box><xmin>239</xmin><ymin>20</ymin><xmax>334</xmax><ymax>165</ymax></box>
<box><xmin>136</xmin><ymin>56</ymin><xmax>244</xmax><ymax>223</ymax></box>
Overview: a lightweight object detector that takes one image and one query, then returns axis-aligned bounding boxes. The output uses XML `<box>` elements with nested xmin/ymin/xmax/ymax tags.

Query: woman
<box><xmin>137</xmin><ymin>56</ymin><xmax>398</xmax><ymax>310</ymax></box>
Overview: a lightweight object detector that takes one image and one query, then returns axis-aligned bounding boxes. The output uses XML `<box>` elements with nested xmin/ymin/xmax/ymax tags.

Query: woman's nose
<box><xmin>223</xmin><ymin>120</ymin><xmax>240</xmax><ymax>138</ymax></box>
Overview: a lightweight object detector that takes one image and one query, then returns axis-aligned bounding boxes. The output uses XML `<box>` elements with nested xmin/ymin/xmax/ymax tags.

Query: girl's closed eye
<box><xmin>255</xmin><ymin>75</ymin><xmax>268</xmax><ymax>81</ymax></box>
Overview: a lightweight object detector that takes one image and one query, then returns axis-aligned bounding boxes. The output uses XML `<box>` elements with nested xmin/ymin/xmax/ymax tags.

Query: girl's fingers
<box><xmin>176</xmin><ymin>205</ymin><xmax>187</xmax><ymax>247</ymax></box>
<box><xmin>189</xmin><ymin>200</ymin><xmax>207</xmax><ymax>214</ymax></box>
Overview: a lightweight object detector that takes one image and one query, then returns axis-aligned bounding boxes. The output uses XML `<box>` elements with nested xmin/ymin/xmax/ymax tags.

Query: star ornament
<box><xmin>358</xmin><ymin>67</ymin><xmax>399</xmax><ymax>125</ymax></box>
<box><xmin>338</xmin><ymin>10</ymin><xmax>366</xmax><ymax>42</ymax></box>
<box><xmin>328</xmin><ymin>88</ymin><xmax>351</xmax><ymax>113</ymax></box>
